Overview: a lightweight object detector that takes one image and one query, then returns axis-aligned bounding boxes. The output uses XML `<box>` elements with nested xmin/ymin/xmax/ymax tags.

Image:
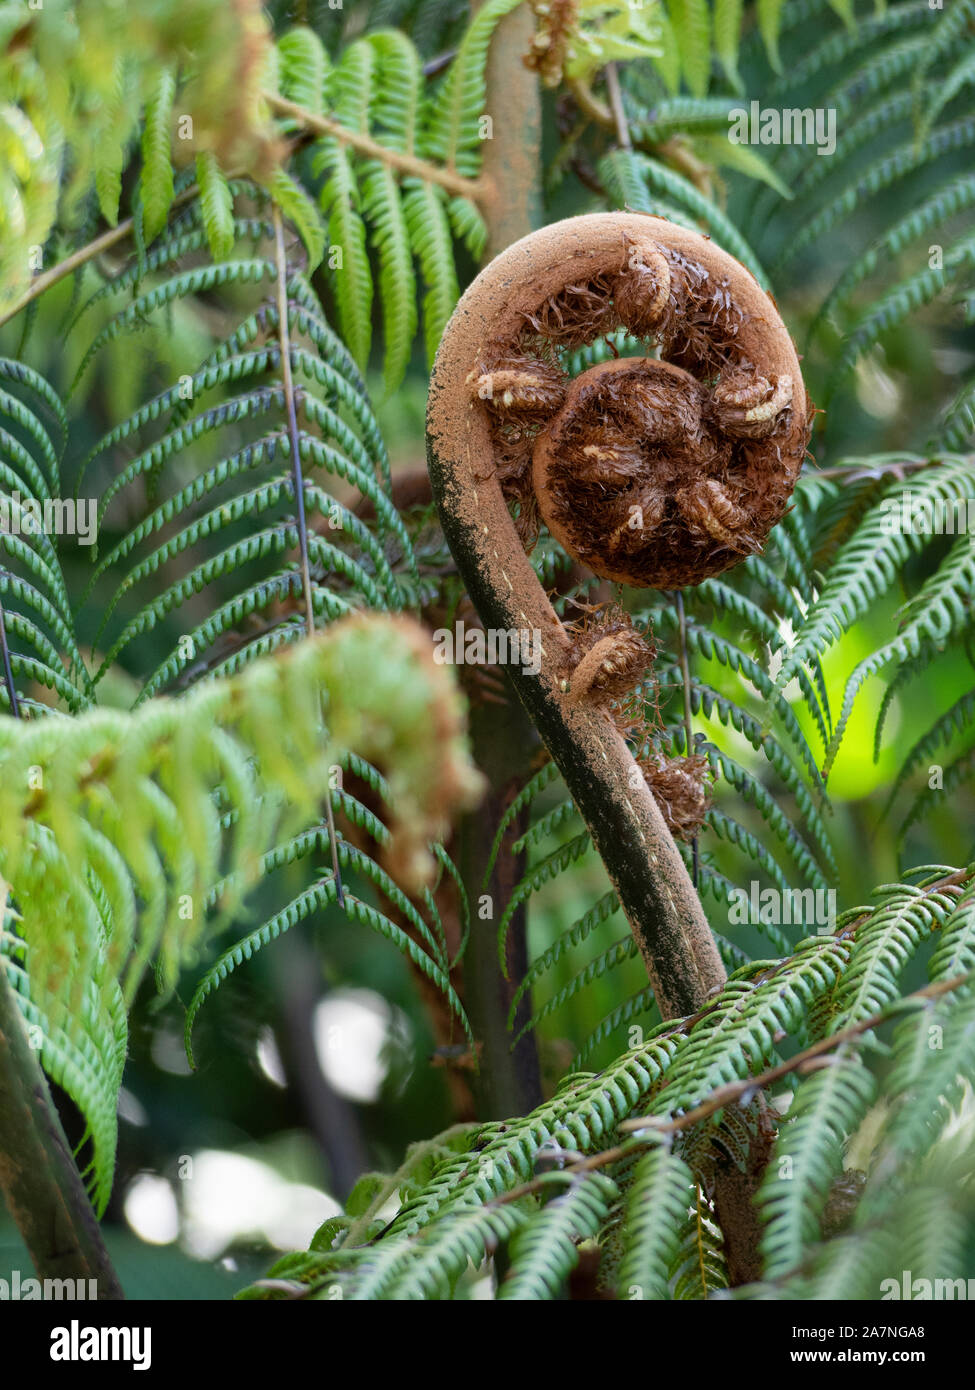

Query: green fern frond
<box><xmin>665</xmin><ymin>0</ymin><xmax>711</xmax><ymax>98</ymax></box>
<box><xmin>759</xmin><ymin>1052</ymin><xmax>877</xmax><ymax>1279</ymax></box>
<box><xmin>826</xmin><ymin>535</ymin><xmax>975</xmax><ymax>774</ymax></box>
<box><xmin>617</xmin><ymin>1143</ymin><xmax>696</xmax><ymax>1300</ymax></box>
<box><xmin>599</xmin><ymin>150</ymin><xmax>769</xmax><ymax>287</ymax></box>
<box><xmin>498</xmin><ymin>1172</ymin><xmax>620</xmax><ymax>1299</ymax></box>
<box><xmin>0</xmin><ymin>617</ymin><xmax>480</xmax><ymax>1211</ymax></box>
<box><xmin>420</xmin><ymin>0</ymin><xmax>523</xmax><ymax>178</ymax></box>
<box><xmin>713</xmin><ymin>0</ymin><xmax>744</xmax><ymax>93</ymax></box>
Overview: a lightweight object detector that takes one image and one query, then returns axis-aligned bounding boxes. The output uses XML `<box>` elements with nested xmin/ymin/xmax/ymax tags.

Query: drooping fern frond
<box><xmin>0</xmin><ymin>615</ymin><xmax>481</xmax><ymax>1214</ymax></box>
<box><xmin>0</xmin><ymin>359</ymin><xmax>89</xmax><ymax>714</ymax></box>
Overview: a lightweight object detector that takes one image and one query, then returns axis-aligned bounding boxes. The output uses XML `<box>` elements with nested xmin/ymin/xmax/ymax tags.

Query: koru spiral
<box><xmin>426</xmin><ymin>213</ymin><xmax>812</xmax><ymax>1018</ymax></box>
<box><xmin>466</xmin><ymin>215</ymin><xmax>811</xmax><ymax>588</ymax></box>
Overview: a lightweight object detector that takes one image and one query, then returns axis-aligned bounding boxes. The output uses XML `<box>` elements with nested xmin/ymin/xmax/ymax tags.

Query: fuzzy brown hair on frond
<box><xmin>639</xmin><ymin>752</ymin><xmax>714</xmax><ymax>842</ymax></box>
<box><xmin>558</xmin><ymin>603</ymin><xmax>656</xmax><ymax>707</ymax></box>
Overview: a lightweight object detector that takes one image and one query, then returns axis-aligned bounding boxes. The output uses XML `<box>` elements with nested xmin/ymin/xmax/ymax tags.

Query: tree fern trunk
<box><xmin>0</xmin><ymin>902</ymin><xmax>124</xmax><ymax>1299</ymax></box>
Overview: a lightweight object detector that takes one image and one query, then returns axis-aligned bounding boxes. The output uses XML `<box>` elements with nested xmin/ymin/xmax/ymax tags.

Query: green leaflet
<box><xmin>195</xmin><ymin>152</ymin><xmax>236</xmax><ymax>261</ymax></box>
<box><xmin>667</xmin><ymin>0</ymin><xmax>711</xmax><ymax>98</ymax></box>
<box><xmin>140</xmin><ymin>67</ymin><xmax>176</xmax><ymax>241</ymax></box>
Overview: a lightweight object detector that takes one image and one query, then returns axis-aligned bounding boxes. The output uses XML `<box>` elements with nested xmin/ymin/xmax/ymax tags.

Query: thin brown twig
<box><xmin>0</xmin><ymin>176</ymin><xmax>216</xmax><ymax>331</ymax></box>
<box><xmin>262</xmin><ymin>92</ymin><xmax>489</xmax><ymax>202</ymax></box>
<box><xmin>605</xmin><ymin>63</ymin><xmax>631</xmax><ymax>150</ymax></box>
<box><xmin>272</xmin><ymin>206</ymin><xmax>345</xmax><ymax>909</ymax></box>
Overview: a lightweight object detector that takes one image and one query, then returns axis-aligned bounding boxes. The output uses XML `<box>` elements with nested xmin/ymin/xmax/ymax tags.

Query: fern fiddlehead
<box><xmin>427</xmin><ymin>211</ymin><xmax>812</xmax><ymax>1018</ymax></box>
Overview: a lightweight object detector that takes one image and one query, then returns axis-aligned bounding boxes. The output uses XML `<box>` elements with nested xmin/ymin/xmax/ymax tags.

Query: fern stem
<box><xmin>0</xmin><ymin>905</ymin><xmax>124</xmax><ymax>1299</ymax></box>
<box><xmin>674</xmin><ymin>589</ymin><xmax>699</xmax><ymax>888</ymax></box>
<box><xmin>427</xmin><ymin>214</ymin><xmax>730</xmax><ymax>1019</ymax></box>
<box><xmin>475</xmin><ymin>0</ymin><xmax>542</xmax><ymax>258</ymax></box>
<box><xmin>0</xmin><ymin>588</ymin><xmax>20</xmax><ymax>718</ymax></box>
<box><xmin>273</xmin><ymin>206</ymin><xmax>345</xmax><ymax>910</ymax></box>
<box><xmin>605</xmin><ymin>63</ymin><xmax>632</xmax><ymax>150</ymax></box>
<box><xmin>263</xmin><ymin>92</ymin><xmax>487</xmax><ymax>203</ymax></box>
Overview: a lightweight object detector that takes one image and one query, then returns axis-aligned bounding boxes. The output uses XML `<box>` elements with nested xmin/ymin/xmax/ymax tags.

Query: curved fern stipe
<box><xmin>427</xmin><ymin>212</ymin><xmax>811</xmax><ymax>1019</ymax></box>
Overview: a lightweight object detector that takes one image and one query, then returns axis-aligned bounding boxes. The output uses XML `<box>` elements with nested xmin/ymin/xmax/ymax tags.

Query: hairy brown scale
<box><xmin>466</xmin><ymin>227</ymin><xmax>812</xmax><ymax>589</ymax></box>
<box><xmin>640</xmin><ymin>753</ymin><xmax>714</xmax><ymax>842</ymax></box>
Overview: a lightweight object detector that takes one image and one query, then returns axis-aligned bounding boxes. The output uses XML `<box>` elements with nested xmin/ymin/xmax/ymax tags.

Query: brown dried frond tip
<box><xmin>523</xmin><ymin>0</ymin><xmax>578</xmax><ymax>87</ymax></box>
<box><xmin>639</xmin><ymin>754</ymin><xmax>713</xmax><ymax>841</ymax></box>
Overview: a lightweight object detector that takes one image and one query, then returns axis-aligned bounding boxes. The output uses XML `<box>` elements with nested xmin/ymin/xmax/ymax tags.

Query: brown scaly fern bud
<box><xmin>639</xmin><ymin>752</ymin><xmax>714</xmax><ymax>842</ymax></box>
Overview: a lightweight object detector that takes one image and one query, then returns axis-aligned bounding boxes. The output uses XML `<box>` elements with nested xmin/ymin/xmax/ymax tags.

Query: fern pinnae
<box><xmin>777</xmin><ymin>453</ymin><xmax>975</xmax><ymax>692</ymax></box>
<box><xmin>313</xmin><ymin>42</ymin><xmax>375</xmax><ymax>370</ymax></box>
<box><xmin>777</xmin><ymin>114</ymin><xmax>975</xmax><ymax>270</ymax></box>
<box><xmin>514</xmin><ymin>935</ymin><xmax>640</xmax><ymax>1047</ymax></box>
<box><xmin>809</xmin><ymin>172</ymin><xmax>975</xmax><ymax>346</ymax></box>
<box><xmin>570</xmin><ymin>987</ymin><xmax>658</xmax><ymax>1072</ymax></box>
<box><xmin>184</xmin><ymin>877</ymin><xmax>340</xmax><ymax>1067</ymax></box>
<box><xmin>481</xmin><ymin>759</ymin><xmax>560</xmax><ymax>891</ymax></box>
<box><xmin>0</xmin><ymin>384</ymin><xmax>60</xmax><ymax>490</ymax></box>
<box><xmin>756</xmin><ymin>0</ymin><xmax>787</xmax><ymax>73</ymax></box>
<box><xmin>497</xmin><ymin>1171</ymin><xmax>619</xmax><ymax>1300</ymax></box>
<box><xmin>825</xmin><ymin>536</ymin><xmax>975</xmax><ymax>775</ymax></box>
<box><xmin>666</xmin><ymin>612</ymin><xmax>826</xmax><ymax>795</ymax></box>
<box><xmin>928</xmin><ymin>875</ymin><xmax>975</xmax><ymax>981</ymax></box>
<box><xmin>825</xmin><ymin>228</ymin><xmax>975</xmax><ymax>398</ymax></box>
<box><xmin>140</xmin><ymin>66</ymin><xmax>176</xmax><ymax>242</ymax></box>
<box><xmin>383</xmin><ymin>1202</ymin><xmax>529</xmax><ymax>1300</ymax></box>
<box><xmin>513</xmin><ymin>796</ymin><xmax>581</xmax><ymax>856</ymax></box>
<box><xmin>600</xmin><ymin>150</ymin><xmax>769</xmax><ymax>287</ymax></box>
<box><xmin>496</xmin><ymin>830</ymin><xmax>593</xmax><ymax>975</ymax></box>
<box><xmin>882</xmin><ymin>686</ymin><xmax>975</xmax><ymax>819</ymax></box>
<box><xmin>615</xmin><ymin>1142</ymin><xmax>696</xmax><ymax>1300</ymax></box>
<box><xmin>829</xmin><ymin>881</ymin><xmax>953</xmax><ymax>1029</ymax></box>
<box><xmin>276</xmin><ymin>24</ymin><xmax>330</xmax><ymax>117</ymax></box>
<box><xmin>670</xmin><ymin>1185</ymin><xmax>728</xmax><ymax>1299</ymax></box>
<box><xmin>195</xmin><ymin>151</ymin><xmax>236</xmax><ymax>261</ymax></box>
<box><xmin>689</xmin><ymin>577</ymin><xmax>830</xmax><ymax>750</ymax></box>
<box><xmin>507</xmin><ymin>890</ymin><xmax>622</xmax><ymax>1027</ymax></box>
<box><xmin>897</xmin><ymin>747</ymin><xmax>975</xmax><ymax>851</ymax></box>
<box><xmin>420</xmin><ymin>0</ymin><xmax>522</xmax><ymax>178</ymax></box>
<box><xmin>69</xmin><ymin>259</ymin><xmax>276</xmax><ymax>394</ymax></box>
<box><xmin>401</xmin><ymin>178</ymin><xmax>460</xmax><ymax>366</ymax></box>
<box><xmin>758</xmin><ymin>1050</ymin><xmax>877</xmax><ymax>1280</ymax></box>
<box><xmin>360</xmin><ymin>30</ymin><xmax>421</xmax><ymax>394</ymax></box>
<box><xmin>89</xmin><ymin>525</ymin><xmax>313</xmax><ymax>680</ymax></box>
<box><xmin>701</xmin><ymin>743</ymin><xmax>830</xmax><ymax>893</ymax></box>
<box><xmin>766</xmin><ymin>0</ymin><xmax>929</xmax><ymax>102</ymax></box>
<box><xmin>667</xmin><ymin>0</ymin><xmax>711</xmax><ymax>99</ymax></box>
